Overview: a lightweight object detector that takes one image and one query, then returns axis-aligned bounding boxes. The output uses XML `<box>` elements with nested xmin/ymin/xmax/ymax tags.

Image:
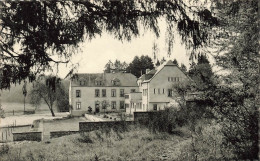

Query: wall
<box><xmin>50</xmin><ymin>131</ymin><xmax>79</xmax><ymax>138</ymax></box>
<box><xmin>79</xmin><ymin>121</ymin><xmax>135</xmax><ymax>132</ymax></box>
<box><xmin>13</xmin><ymin>132</ymin><xmax>42</xmax><ymax>142</ymax></box>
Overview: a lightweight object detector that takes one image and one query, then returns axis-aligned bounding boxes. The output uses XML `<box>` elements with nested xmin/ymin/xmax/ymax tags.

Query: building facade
<box><xmin>69</xmin><ymin>73</ymin><xmax>139</xmax><ymax>116</ymax></box>
<box><xmin>69</xmin><ymin>60</ymin><xmax>190</xmax><ymax>116</ymax></box>
<box><xmin>126</xmin><ymin>60</ymin><xmax>190</xmax><ymax>114</ymax></box>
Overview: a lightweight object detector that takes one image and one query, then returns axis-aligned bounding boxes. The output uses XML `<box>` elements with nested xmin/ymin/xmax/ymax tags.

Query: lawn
<box><xmin>0</xmin><ymin>125</ymin><xmax>191</xmax><ymax>161</ymax></box>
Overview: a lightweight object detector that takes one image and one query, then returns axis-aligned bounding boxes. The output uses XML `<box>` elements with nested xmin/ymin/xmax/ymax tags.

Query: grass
<box><xmin>0</xmin><ymin>125</ymin><xmax>191</xmax><ymax>161</ymax></box>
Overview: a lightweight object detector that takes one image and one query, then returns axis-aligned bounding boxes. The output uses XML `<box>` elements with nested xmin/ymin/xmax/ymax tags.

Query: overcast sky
<box><xmin>54</xmin><ymin>19</ymin><xmax>192</xmax><ymax>78</ymax></box>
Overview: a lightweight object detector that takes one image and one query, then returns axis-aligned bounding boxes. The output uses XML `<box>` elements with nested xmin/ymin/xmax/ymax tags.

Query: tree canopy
<box><xmin>0</xmin><ymin>1</ymin><xmax>218</xmax><ymax>89</ymax></box>
<box><xmin>206</xmin><ymin>0</ymin><xmax>259</xmax><ymax>159</ymax></box>
<box><xmin>126</xmin><ymin>55</ymin><xmax>154</xmax><ymax>78</ymax></box>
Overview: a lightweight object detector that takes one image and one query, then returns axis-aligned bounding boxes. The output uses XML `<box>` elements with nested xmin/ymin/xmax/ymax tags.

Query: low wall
<box><xmin>79</xmin><ymin>121</ymin><xmax>135</xmax><ymax>132</ymax></box>
<box><xmin>71</xmin><ymin>110</ymin><xmax>86</xmax><ymax>117</ymax></box>
<box><xmin>13</xmin><ymin>132</ymin><xmax>42</xmax><ymax>142</ymax></box>
<box><xmin>50</xmin><ymin>131</ymin><xmax>79</xmax><ymax>138</ymax></box>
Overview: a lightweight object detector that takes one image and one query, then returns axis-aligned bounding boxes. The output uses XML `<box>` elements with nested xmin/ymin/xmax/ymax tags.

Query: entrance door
<box><xmin>95</xmin><ymin>103</ymin><xmax>100</xmax><ymax>113</ymax></box>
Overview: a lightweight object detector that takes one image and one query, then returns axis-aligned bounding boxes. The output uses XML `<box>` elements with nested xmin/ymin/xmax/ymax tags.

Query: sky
<box><xmin>56</xmin><ymin>19</ymin><xmax>191</xmax><ymax>78</ymax></box>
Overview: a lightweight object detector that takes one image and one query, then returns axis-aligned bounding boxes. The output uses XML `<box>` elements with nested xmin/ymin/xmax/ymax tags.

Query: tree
<box><xmin>206</xmin><ymin>0</ymin><xmax>259</xmax><ymax>159</ymax></box>
<box><xmin>172</xmin><ymin>59</ymin><xmax>179</xmax><ymax>66</ymax></box>
<box><xmin>104</xmin><ymin>59</ymin><xmax>128</xmax><ymax>73</ymax></box>
<box><xmin>56</xmin><ymin>81</ymin><xmax>70</xmax><ymax>112</ymax></box>
<box><xmin>126</xmin><ymin>55</ymin><xmax>154</xmax><ymax>78</ymax></box>
<box><xmin>29</xmin><ymin>75</ymin><xmax>64</xmax><ymax>116</ymax></box>
<box><xmin>180</xmin><ymin>63</ymin><xmax>187</xmax><ymax>73</ymax></box>
<box><xmin>188</xmin><ymin>54</ymin><xmax>214</xmax><ymax>91</ymax></box>
<box><xmin>0</xmin><ymin>1</ymin><xmax>218</xmax><ymax>89</ymax></box>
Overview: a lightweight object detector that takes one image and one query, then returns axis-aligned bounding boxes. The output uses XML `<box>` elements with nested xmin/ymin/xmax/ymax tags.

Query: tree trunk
<box><xmin>50</xmin><ymin>108</ymin><xmax>55</xmax><ymax>117</ymax></box>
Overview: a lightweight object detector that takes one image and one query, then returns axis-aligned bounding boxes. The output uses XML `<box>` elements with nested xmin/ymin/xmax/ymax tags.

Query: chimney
<box><xmin>146</xmin><ymin>69</ymin><xmax>150</xmax><ymax>74</ymax></box>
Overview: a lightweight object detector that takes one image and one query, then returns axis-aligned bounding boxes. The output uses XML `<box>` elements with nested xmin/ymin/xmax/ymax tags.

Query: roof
<box><xmin>140</xmin><ymin>60</ymin><xmax>191</xmax><ymax>83</ymax></box>
<box><xmin>71</xmin><ymin>72</ymin><xmax>138</xmax><ymax>87</ymax></box>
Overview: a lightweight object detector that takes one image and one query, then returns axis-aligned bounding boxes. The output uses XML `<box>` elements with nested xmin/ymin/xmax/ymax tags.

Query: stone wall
<box><xmin>13</xmin><ymin>132</ymin><xmax>42</xmax><ymax>142</ymax></box>
<box><xmin>79</xmin><ymin>121</ymin><xmax>135</xmax><ymax>132</ymax></box>
<box><xmin>50</xmin><ymin>131</ymin><xmax>79</xmax><ymax>138</ymax></box>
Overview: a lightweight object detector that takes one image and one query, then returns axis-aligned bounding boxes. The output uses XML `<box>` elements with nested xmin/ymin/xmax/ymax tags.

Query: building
<box><xmin>126</xmin><ymin>60</ymin><xmax>190</xmax><ymax>114</ymax></box>
<box><xmin>69</xmin><ymin>72</ymin><xmax>139</xmax><ymax>116</ymax></box>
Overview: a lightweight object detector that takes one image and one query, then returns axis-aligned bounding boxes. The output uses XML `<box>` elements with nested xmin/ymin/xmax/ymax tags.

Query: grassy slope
<box><xmin>1</xmin><ymin>126</ymin><xmax>191</xmax><ymax>161</ymax></box>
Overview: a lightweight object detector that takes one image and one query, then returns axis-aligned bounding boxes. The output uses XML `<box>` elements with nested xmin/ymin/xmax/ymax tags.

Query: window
<box><xmin>131</xmin><ymin>89</ymin><xmax>136</xmax><ymax>92</ymax></box>
<box><xmin>163</xmin><ymin>88</ymin><xmax>164</xmax><ymax>94</ymax></box>
<box><xmin>111</xmin><ymin>89</ymin><xmax>116</xmax><ymax>97</ymax></box>
<box><xmin>120</xmin><ymin>89</ymin><xmax>124</xmax><ymax>97</ymax></box>
<box><xmin>168</xmin><ymin>89</ymin><xmax>173</xmax><ymax>97</ymax></box>
<box><xmin>125</xmin><ymin>104</ymin><xmax>129</xmax><ymax>108</ymax></box>
<box><xmin>176</xmin><ymin>77</ymin><xmax>179</xmax><ymax>82</ymax></box>
<box><xmin>168</xmin><ymin>77</ymin><xmax>170</xmax><ymax>81</ymax></box>
<box><xmin>120</xmin><ymin>101</ymin><xmax>124</xmax><ymax>109</ymax></box>
<box><xmin>102</xmin><ymin>89</ymin><xmax>106</xmax><ymax>97</ymax></box>
<box><xmin>111</xmin><ymin>101</ymin><xmax>116</xmax><ymax>109</ymax></box>
<box><xmin>125</xmin><ymin>95</ymin><xmax>129</xmax><ymax>99</ymax></box>
<box><xmin>76</xmin><ymin>90</ymin><xmax>81</xmax><ymax>98</ymax></box>
<box><xmin>153</xmin><ymin>104</ymin><xmax>157</xmax><ymax>111</ymax></box>
<box><xmin>95</xmin><ymin>81</ymin><xmax>102</xmax><ymax>86</ymax></box>
<box><xmin>171</xmin><ymin>77</ymin><xmax>173</xmax><ymax>81</ymax></box>
<box><xmin>143</xmin><ymin>89</ymin><xmax>145</xmax><ymax>96</ymax></box>
<box><xmin>76</xmin><ymin>102</ymin><xmax>81</xmax><ymax>109</ymax></box>
<box><xmin>158</xmin><ymin>88</ymin><xmax>160</xmax><ymax>94</ymax></box>
<box><xmin>95</xmin><ymin>89</ymin><xmax>100</xmax><ymax>97</ymax></box>
<box><xmin>154</xmin><ymin>88</ymin><xmax>156</xmax><ymax>94</ymax></box>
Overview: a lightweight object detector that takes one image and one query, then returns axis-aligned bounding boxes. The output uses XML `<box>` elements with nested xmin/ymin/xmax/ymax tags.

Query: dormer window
<box><xmin>112</xmin><ymin>78</ymin><xmax>120</xmax><ymax>86</ymax></box>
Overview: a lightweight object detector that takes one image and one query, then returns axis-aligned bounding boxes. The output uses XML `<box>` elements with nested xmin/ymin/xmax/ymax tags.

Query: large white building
<box><xmin>69</xmin><ymin>73</ymin><xmax>139</xmax><ymax>116</ymax></box>
<box><xmin>69</xmin><ymin>60</ymin><xmax>189</xmax><ymax>116</ymax></box>
<box><xmin>125</xmin><ymin>60</ymin><xmax>190</xmax><ymax>114</ymax></box>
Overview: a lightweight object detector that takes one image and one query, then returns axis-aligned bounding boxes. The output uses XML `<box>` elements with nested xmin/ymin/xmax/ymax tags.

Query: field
<box><xmin>0</xmin><ymin>126</ymin><xmax>192</xmax><ymax>161</ymax></box>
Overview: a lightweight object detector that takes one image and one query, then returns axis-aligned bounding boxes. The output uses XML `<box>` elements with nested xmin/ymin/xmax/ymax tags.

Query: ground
<box><xmin>0</xmin><ymin>125</ymin><xmax>192</xmax><ymax>161</ymax></box>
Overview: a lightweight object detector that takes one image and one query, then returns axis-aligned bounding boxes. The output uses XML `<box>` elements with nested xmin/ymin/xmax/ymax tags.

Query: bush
<box><xmin>0</xmin><ymin>144</ymin><xmax>9</xmax><ymax>155</ymax></box>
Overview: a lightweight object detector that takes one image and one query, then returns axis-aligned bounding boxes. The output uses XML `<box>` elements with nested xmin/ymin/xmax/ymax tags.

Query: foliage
<box><xmin>29</xmin><ymin>75</ymin><xmax>67</xmax><ymax>116</ymax></box>
<box><xmin>188</xmin><ymin>54</ymin><xmax>214</xmax><ymax>91</ymax></box>
<box><xmin>104</xmin><ymin>59</ymin><xmax>128</xmax><ymax>73</ymax></box>
<box><xmin>0</xmin><ymin>1</ymin><xmax>218</xmax><ymax>89</ymax></box>
<box><xmin>56</xmin><ymin>81</ymin><xmax>70</xmax><ymax>112</ymax></box>
<box><xmin>180</xmin><ymin>63</ymin><xmax>187</xmax><ymax>73</ymax></box>
<box><xmin>207</xmin><ymin>0</ymin><xmax>259</xmax><ymax>159</ymax></box>
<box><xmin>172</xmin><ymin>59</ymin><xmax>179</xmax><ymax>66</ymax></box>
<box><xmin>126</xmin><ymin>55</ymin><xmax>154</xmax><ymax>78</ymax></box>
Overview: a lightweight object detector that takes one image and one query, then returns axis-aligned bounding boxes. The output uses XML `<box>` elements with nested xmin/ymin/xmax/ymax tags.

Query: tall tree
<box><xmin>188</xmin><ymin>54</ymin><xmax>214</xmax><ymax>91</ymax></box>
<box><xmin>0</xmin><ymin>1</ymin><xmax>218</xmax><ymax>89</ymax></box>
<box><xmin>29</xmin><ymin>75</ymin><xmax>65</xmax><ymax>116</ymax></box>
<box><xmin>207</xmin><ymin>0</ymin><xmax>259</xmax><ymax>159</ymax></box>
<box><xmin>126</xmin><ymin>55</ymin><xmax>154</xmax><ymax>78</ymax></box>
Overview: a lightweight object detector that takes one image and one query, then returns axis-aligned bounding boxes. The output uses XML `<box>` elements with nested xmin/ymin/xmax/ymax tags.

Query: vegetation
<box><xmin>104</xmin><ymin>60</ymin><xmax>128</xmax><ymax>73</ymax></box>
<box><xmin>0</xmin><ymin>1</ymin><xmax>218</xmax><ymax>89</ymax></box>
<box><xmin>188</xmin><ymin>55</ymin><xmax>214</xmax><ymax>91</ymax></box>
<box><xmin>126</xmin><ymin>55</ymin><xmax>154</xmax><ymax>78</ymax></box>
<box><xmin>29</xmin><ymin>75</ymin><xmax>69</xmax><ymax>116</ymax></box>
<box><xmin>0</xmin><ymin>126</ymin><xmax>192</xmax><ymax>161</ymax></box>
<box><xmin>206</xmin><ymin>0</ymin><xmax>259</xmax><ymax>159</ymax></box>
